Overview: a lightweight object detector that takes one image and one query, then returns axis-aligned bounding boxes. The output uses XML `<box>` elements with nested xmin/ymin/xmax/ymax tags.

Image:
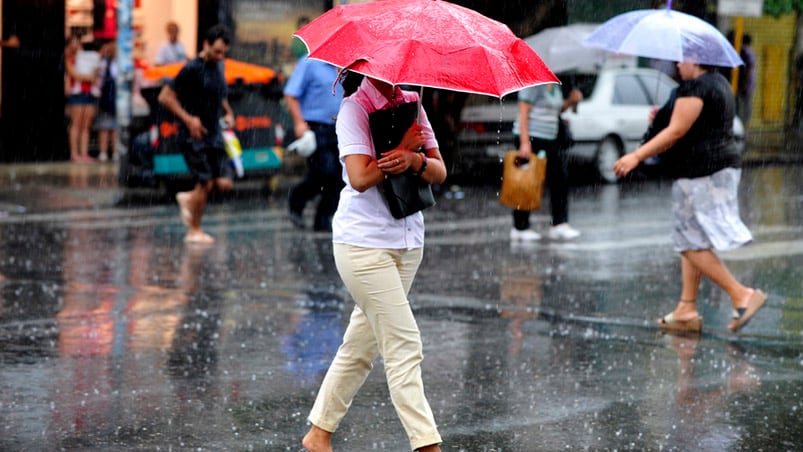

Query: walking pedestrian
<box><xmin>301</xmin><ymin>75</ymin><xmax>446</xmax><ymax>452</ymax></box>
<box><xmin>158</xmin><ymin>24</ymin><xmax>235</xmax><ymax>244</ymax></box>
<box><xmin>509</xmin><ymin>83</ymin><xmax>583</xmax><ymax>241</ymax></box>
<box><xmin>283</xmin><ymin>55</ymin><xmax>345</xmax><ymax>232</ymax></box>
<box><xmin>613</xmin><ymin>59</ymin><xmax>766</xmax><ymax>333</ymax></box>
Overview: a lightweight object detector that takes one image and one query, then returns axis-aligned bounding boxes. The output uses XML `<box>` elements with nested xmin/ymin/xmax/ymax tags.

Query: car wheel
<box><xmin>595</xmin><ymin>137</ymin><xmax>622</xmax><ymax>183</ymax></box>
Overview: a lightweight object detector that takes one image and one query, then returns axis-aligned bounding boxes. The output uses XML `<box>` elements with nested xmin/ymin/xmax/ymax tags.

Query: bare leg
<box><xmin>301</xmin><ymin>425</ymin><xmax>332</xmax><ymax>452</ymax></box>
<box><xmin>214</xmin><ymin>177</ymin><xmax>234</xmax><ymax>192</ymax></box>
<box><xmin>68</xmin><ymin>106</ymin><xmax>81</xmax><ymax>161</ymax></box>
<box><xmin>98</xmin><ymin>129</ymin><xmax>110</xmax><ymax>159</ymax></box>
<box><xmin>681</xmin><ymin>249</ymin><xmax>756</xmax><ymax>329</ymax></box>
<box><xmin>77</xmin><ymin>105</ymin><xmax>96</xmax><ymax>159</ymax></box>
<box><xmin>176</xmin><ymin>182</ymin><xmax>214</xmax><ymax>243</ymax></box>
<box><xmin>109</xmin><ymin>128</ymin><xmax>117</xmax><ymax>158</ymax></box>
<box><xmin>416</xmin><ymin>445</ymin><xmax>442</xmax><ymax>452</ymax></box>
<box><xmin>669</xmin><ymin>254</ymin><xmax>703</xmax><ymax>320</ymax></box>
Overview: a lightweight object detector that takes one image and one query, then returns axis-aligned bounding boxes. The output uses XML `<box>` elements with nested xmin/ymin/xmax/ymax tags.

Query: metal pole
<box><xmin>116</xmin><ymin>0</ymin><xmax>134</xmax><ymax>184</ymax></box>
<box><xmin>730</xmin><ymin>16</ymin><xmax>745</xmax><ymax>95</ymax></box>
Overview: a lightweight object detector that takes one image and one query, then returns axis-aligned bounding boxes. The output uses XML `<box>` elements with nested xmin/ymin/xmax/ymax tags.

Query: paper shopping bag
<box><xmin>498</xmin><ymin>151</ymin><xmax>546</xmax><ymax>211</ymax></box>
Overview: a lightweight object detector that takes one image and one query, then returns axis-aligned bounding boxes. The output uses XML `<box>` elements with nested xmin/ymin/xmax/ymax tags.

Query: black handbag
<box><xmin>368</xmin><ymin>101</ymin><xmax>435</xmax><ymax>219</ymax></box>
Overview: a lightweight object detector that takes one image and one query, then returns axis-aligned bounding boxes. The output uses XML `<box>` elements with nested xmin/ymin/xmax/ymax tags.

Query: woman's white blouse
<box><xmin>332</xmin><ymin>79</ymin><xmax>438</xmax><ymax>250</ymax></box>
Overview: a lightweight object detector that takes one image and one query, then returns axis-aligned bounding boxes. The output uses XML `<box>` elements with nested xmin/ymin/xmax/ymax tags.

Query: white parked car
<box><xmin>456</xmin><ymin>67</ymin><xmax>745</xmax><ymax>183</ymax></box>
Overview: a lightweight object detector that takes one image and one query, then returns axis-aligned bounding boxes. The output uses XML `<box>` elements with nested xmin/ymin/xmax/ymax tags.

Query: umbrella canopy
<box><xmin>294</xmin><ymin>0</ymin><xmax>558</xmax><ymax>97</ymax></box>
<box><xmin>524</xmin><ymin>24</ymin><xmax>610</xmax><ymax>74</ymax></box>
<box><xmin>583</xmin><ymin>6</ymin><xmax>743</xmax><ymax>68</ymax></box>
<box><xmin>143</xmin><ymin>58</ymin><xmax>277</xmax><ymax>85</ymax></box>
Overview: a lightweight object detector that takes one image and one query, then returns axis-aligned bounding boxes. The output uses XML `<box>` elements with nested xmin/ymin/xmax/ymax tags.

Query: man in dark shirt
<box><xmin>158</xmin><ymin>25</ymin><xmax>234</xmax><ymax>244</ymax></box>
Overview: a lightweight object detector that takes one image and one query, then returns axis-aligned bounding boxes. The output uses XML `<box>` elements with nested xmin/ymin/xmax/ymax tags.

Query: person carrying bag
<box><xmin>505</xmin><ymin>83</ymin><xmax>583</xmax><ymax>241</ymax></box>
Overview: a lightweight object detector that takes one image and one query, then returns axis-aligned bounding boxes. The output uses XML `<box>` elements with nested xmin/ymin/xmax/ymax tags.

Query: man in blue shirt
<box><xmin>284</xmin><ymin>57</ymin><xmax>345</xmax><ymax>232</ymax></box>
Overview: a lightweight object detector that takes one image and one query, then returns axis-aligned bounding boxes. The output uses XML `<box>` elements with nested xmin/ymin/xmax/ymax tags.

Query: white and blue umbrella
<box><xmin>583</xmin><ymin>1</ymin><xmax>743</xmax><ymax>68</ymax></box>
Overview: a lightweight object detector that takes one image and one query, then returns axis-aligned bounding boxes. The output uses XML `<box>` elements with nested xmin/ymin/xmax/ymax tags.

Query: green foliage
<box><xmin>763</xmin><ymin>0</ymin><xmax>803</xmax><ymax>16</ymax></box>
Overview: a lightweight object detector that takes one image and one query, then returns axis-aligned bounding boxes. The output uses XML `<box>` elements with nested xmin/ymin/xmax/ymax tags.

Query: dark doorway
<box><xmin>1</xmin><ymin>0</ymin><xmax>67</xmax><ymax>162</ymax></box>
<box><xmin>197</xmin><ymin>0</ymin><xmax>236</xmax><ymax>53</ymax></box>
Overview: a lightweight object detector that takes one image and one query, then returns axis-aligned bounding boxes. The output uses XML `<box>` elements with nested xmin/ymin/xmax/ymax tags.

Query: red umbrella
<box><xmin>294</xmin><ymin>0</ymin><xmax>558</xmax><ymax>98</ymax></box>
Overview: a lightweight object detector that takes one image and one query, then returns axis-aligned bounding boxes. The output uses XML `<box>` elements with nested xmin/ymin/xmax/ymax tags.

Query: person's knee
<box><xmin>216</xmin><ymin>178</ymin><xmax>234</xmax><ymax>191</ymax></box>
<box><xmin>197</xmin><ymin>180</ymin><xmax>215</xmax><ymax>194</ymax></box>
<box><xmin>384</xmin><ymin>336</ymin><xmax>424</xmax><ymax>366</ymax></box>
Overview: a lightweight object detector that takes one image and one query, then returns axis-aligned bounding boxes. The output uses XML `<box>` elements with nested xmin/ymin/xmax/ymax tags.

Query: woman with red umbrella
<box><xmin>302</xmin><ymin>75</ymin><xmax>446</xmax><ymax>452</ymax></box>
<box><xmin>294</xmin><ymin>2</ymin><xmax>557</xmax><ymax>449</ymax></box>
<box><xmin>613</xmin><ymin>59</ymin><xmax>766</xmax><ymax>333</ymax></box>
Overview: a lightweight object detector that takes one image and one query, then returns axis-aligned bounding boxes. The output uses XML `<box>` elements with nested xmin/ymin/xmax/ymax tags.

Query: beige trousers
<box><xmin>308</xmin><ymin>244</ymin><xmax>442</xmax><ymax>450</ymax></box>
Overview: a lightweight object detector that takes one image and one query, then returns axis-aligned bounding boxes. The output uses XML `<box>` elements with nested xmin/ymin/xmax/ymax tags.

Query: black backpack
<box><xmin>99</xmin><ymin>58</ymin><xmax>116</xmax><ymax>114</ymax></box>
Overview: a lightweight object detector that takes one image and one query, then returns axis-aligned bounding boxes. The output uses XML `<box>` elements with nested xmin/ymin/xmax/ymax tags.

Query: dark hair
<box><xmin>742</xmin><ymin>34</ymin><xmax>752</xmax><ymax>46</ymax></box>
<box><xmin>205</xmin><ymin>24</ymin><xmax>231</xmax><ymax>46</ymax></box>
<box><xmin>341</xmin><ymin>71</ymin><xmax>365</xmax><ymax>97</ymax></box>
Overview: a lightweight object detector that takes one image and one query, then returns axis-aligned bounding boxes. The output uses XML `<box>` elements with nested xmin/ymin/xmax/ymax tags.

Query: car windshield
<box><xmin>614</xmin><ymin>74</ymin><xmax>653</xmax><ymax>105</ymax></box>
<box><xmin>558</xmin><ymin>73</ymin><xmax>597</xmax><ymax>99</ymax></box>
<box><xmin>633</xmin><ymin>72</ymin><xmax>676</xmax><ymax>105</ymax></box>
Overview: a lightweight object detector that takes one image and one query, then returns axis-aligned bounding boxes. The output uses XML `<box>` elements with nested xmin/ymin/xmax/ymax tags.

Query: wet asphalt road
<box><xmin>0</xmin><ymin>160</ymin><xmax>801</xmax><ymax>451</ymax></box>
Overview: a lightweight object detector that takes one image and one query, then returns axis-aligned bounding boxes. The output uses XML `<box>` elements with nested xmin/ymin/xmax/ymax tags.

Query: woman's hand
<box><xmin>648</xmin><ymin>106</ymin><xmax>659</xmax><ymax>124</ymax></box>
<box><xmin>376</xmin><ymin>123</ymin><xmax>426</xmax><ymax>174</ymax></box>
<box><xmin>613</xmin><ymin>152</ymin><xmax>640</xmax><ymax>178</ymax></box>
<box><xmin>399</xmin><ymin>123</ymin><xmax>426</xmax><ymax>151</ymax></box>
<box><xmin>377</xmin><ymin>149</ymin><xmax>418</xmax><ymax>175</ymax></box>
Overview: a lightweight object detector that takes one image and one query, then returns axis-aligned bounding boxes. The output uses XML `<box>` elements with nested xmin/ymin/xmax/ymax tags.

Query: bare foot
<box><xmin>302</xmin><ymin>425</ymin><xmax>332</xmax><ymax>452</ymax></box>
<box><xmin>184</xmin><ymin>231</ymin><xmax>215</xmax><ymax>244</ymax></box>
<box><xmin>417</xmin><ymin>445</ymin><xmax>442</xmax><ymax>452</ymax></box>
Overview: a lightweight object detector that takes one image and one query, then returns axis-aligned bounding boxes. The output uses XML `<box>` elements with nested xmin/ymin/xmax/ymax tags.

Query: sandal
<box><xmin>729</xmin><ymin>289</ymin><xmax>767</xmax><ymax>332</ymax></box>
<box><xmin>659</xmin><ymin>312</ymin><xmax>703</xmax><ymax>332</ymax></box>
<box><xmin>658</xmin><ymin>299</ymin><xmax>703</xmax><ymax>333</ymax></box>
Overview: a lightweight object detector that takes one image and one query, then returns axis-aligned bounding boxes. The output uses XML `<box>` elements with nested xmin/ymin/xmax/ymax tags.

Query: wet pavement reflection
<box><xmin>0</xmin><ymin>162</ymin><xmax>801</xmax><ymax>450</ymax></box>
